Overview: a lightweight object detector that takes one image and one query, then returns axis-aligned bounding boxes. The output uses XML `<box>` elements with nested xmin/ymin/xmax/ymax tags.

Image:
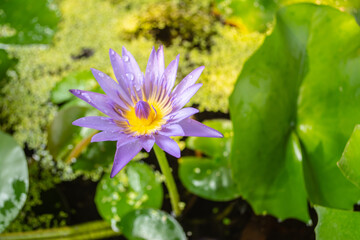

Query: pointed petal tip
<box><xmin>72</xmin><ymin>119</ymin><xmax>80</xmax><ymax>126</ymax></box>
<box><xmin>121</xmin><ymin>46</ymin><xmax>128</xmax><ymax>55</ymax></box>
<box><xmin>110</xmin><ymin>169</ymin><xmax>118</xmax><ymax>178</ymax></box>
<box><xmin>212</xmin><ymin>130</ymin><xmax>224</xmax><ymax>138</ymax></box>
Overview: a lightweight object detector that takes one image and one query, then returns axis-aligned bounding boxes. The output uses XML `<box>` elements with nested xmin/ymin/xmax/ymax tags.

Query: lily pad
<box><xmin>0</xmin><ymin>0</ymin><xmax>60</xmax><ymax>44</ymax></box>
<box><xmin>95</xmin><ymin>162</ymin><xmax>163</xmax><ymax>231</ymax></box>
<box><xmin>315</xmin><ymin>206</ymin><xmax>360</xmax><ymax>240</ymax></box>
<box><xmin>179</xmin><ymin>119</ymin><xmax>239</xmax><ymax>201</ymax></box>
<box><xmin>338</xmin><ymin>125</ymin><xmax>360</xmax><ymax>189</ymax></box>
<box><xmin>0</xmin><ymin>131</ymin><xmax>28</xmax><ymax>233</ymax></box>
<box><xmin>230</xmin><ymin>4</ymin><xmax>360</xmax><ymax>222</ymax></box>
<box><xmin>120</xmin><ymin>208</ymin><xmax>186</xmax><ymax>240</ymax></box>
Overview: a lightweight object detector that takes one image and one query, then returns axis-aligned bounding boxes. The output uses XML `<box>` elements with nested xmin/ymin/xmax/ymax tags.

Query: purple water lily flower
<box><xmin>70</xmin><ymin>46</ymin><xmax>223</xmax><ymax>177</ymax></box>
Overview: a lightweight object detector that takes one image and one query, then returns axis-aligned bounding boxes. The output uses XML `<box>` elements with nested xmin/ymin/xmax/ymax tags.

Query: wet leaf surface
<box><xmin>0</xmin><ymin>131</ymin><xmax>28</xmax><ymax>233</ymax></box>
<box><xmin>179</xmin><ymin>119</ymin><xmax>239</xmax><ymax>201</ymax></box>
<box><xmin>121</xmin><ymin>208</ymin><xmax>186</xmax><ymax>240</ymax></box>
<box><xmin>95</xmin><ymin>162</ymin><xmax>163</xmax><ymax>231</ymax></box>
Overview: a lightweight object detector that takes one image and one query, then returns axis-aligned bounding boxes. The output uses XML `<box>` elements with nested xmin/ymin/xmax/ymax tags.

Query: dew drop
<box><xmin>189</xmin><ymin>74</ymin><xmax>193</xmax><ymax>79</ymax></box>
<box><xmin>110</xmin><ymin>49</ymin><xmax>115</xmax><ymax>55</ymax></box>
<box><xmin>81</xmin><ymin>92</ymin><xmax>92</xmax><ymax>103</ymax></box>
<box><xmin>123</xmin><ymin>55</ymin><xmax>129</xmax><ymax>62</ymax></box>
<box><xmin>98</xmin><ymin>72</ymin><xmax>104</xmax><ymax>77</ymax></box>
<box><xmin>194</xmin><ymin>168</ymin><xmax>201</xmax><ymax>174</ymax></box>
<box><xmin>126</xmin><ymin>73</ymin><xmax>134</xmax><ymax>81</ymax></box>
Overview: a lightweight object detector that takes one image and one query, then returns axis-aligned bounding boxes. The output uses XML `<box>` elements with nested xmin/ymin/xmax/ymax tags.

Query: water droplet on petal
<box><xmin>123</xmin><ymin>55</ymin><xmax>129</xmax><ymax>62</ymax></box>
<box><xmin>80</xmin><ymin>92</ymin><xmax>92</xmax><ymax>103</ymax></box>
<box><xmin>98</xmin><ymin>72</ymin><xmax>104</xmax><ymax>77</ymax></box>
<box><xmin>126</xmin><ymin>73</ymin><xmax>134</xmax><ymax>81</ymax></box>
<box><xmin>110</xmin><ymin>49</ymin><xmax>115</xmax><ymax>55</ymax></box>
<box><xmin>189</xmin><ymin>74</ymin><xmax>193</xmax><ymax>79</ymax></box>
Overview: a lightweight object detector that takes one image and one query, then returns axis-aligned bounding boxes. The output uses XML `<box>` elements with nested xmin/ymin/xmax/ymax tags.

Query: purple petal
<box><xmin>171</xmin><ymin>83</ymin><xmax>202</xmax><ymax>112</ymax></box>
<box><xmin>144</xmin><ymin>47</ymin><xmax>159</xmax><ymax>97</ymax></box>
<box><xmin>178</xmin><ymin>118</ymin><xmax>223</xmax><ymax>138</ymax></box>
<box><xmin>122</xmin><ymin>47</ymin><xmax>143</xmax><ymax>86</ymax></box>
<box><xmin>91</xmin><ymin>68</ymin><xmax>132</xmax><ymax>108</ymax></box>
<box><xmin>139</xmin><ymin>135</ymin><xmax>155</xmax><ymax>152</ymax></box>
<box><xmin>91</xmin><ymin>130</ymin><xmax>126</xmax><ymax>142</ymax></box>
<box><xmin>166</xmin><ymin>107</ymin><xmax>199</xmax><ymax>123</ymax></box>
<box><xmin>158</xmin><ymin>124</ymin><xmax>184</xmax><ymax>137</ymax></box>
<box><xmin>111</xmin><ymin>140</ymin><xmax>142</xmax><ymax>178</ymax></box>
<box><xmin>117</xmin><ymin>136</ymin><xmax>136</xmax><ymax>148</ymax></box>
<box><xmin>69</xmin><ymin>89</ymin><xmax>120</xmax><ymax>120</ymax></box>
<box><xmin>172</xmin><ymin>66</ymin><xmax>205</xmax><ymax>97</ymax></box>
<box><xmin>72</xmin><ymin>116</ymin><xmax>120</xmax><ymax>131</ymax></box>
<box><xmin>155</xmin><ymin>135</ymin><xmax>181</xmax><ymax>158</ymax></box>
<box><xmin>162</xmin><ymin>54</ymin><xmax>179</xmax><ymax>94</ymax></box>
<box><xmin>156</xmin><ymin>45</ymin><xmax>165</xmax><ymax>78</ymax></box>
<box><xmin>109</xmin><ymin>48</ymin><xmax>129</xmax><ymax>90</ymax></box>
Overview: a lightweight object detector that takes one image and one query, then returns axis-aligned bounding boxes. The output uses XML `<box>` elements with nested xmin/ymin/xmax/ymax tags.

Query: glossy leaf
<box><xmin>0</xmin><ymin>0</ymin><xmax>60</xmax><ymax>44</ymax></box>
<box><xmin>179</xmin><ymin>156</ymin><xmax>239</xmax><ymax>201</ymax></box>
<box><xmin>315</xmin><ymin>206</ymin><xmax>360</xmax><ymax>240</ymax></box>
<box><xmin>121</xmin><ymin>208</ymin><xmax>186</xmax><ymax>240</ymax></box>
<box><xmin>179</xmin><ymin>119</ymin><xmax>239</xmax><ymax>201</ymax></box>
<box><xmin>230</xmin><ymin>4</ymin><xmax>360</xmax><ymax>222</ymax></box>
<box><xmin>338</xmin><ymin>125</ymin><xmax>360</xmax><ymax>189</ymax></box>
<box><xmin>95</xmin><ymin>162</ymin><xmax>163</xmax><ymax>231</ymax></box>
<box><xmin>51</xmin><ymin>71</ymin><xmax>97</xmax><ymax>104</ymax></box>
<box><xmin>0</xmin><ymin>131</ymin><xmax>28</xmax><ymax>233</ymax></box>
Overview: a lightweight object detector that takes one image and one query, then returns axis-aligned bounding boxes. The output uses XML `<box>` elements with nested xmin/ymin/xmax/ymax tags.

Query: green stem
<box><xmin>0</xmin><ymin>220</ymin><xmax>121</xmax><ymax>240</ymax></box>
<box><xmin>153</xmin><ymin>144</ymin><xmax>181</xmax><ymax>216</ymax></box>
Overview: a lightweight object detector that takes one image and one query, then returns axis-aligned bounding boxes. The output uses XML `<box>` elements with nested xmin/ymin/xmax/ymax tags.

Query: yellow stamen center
<box><xmin>119</xmin><ymin>100</ymin><xmax>167</xmax><ymax>136</ymax></box>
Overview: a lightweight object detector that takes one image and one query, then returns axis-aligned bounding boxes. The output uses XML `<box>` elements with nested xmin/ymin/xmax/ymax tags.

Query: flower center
<box><xmin>120</xmin><ymin>100</ymin><xmax>167</xmax><ymax>136</ymax></box>
<box><xmin>135</xmin><ymin>101</ymin><xmax>151</xmax><ymax>119</ymax></box>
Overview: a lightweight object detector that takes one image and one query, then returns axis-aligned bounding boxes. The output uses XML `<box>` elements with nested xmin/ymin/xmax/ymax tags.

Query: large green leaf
<box><xmin>95</xmin><ymin>162</ymin><xmax>163</xmax><ymax>231</ymax></box>
<box><xmin>338</xmin><ymin>125</ymin><xmax>360</xmax><ymax>189</ymax></box>
<box><xmin>230</xmin><ymin>3</ymin><xmax>360</xmax><ymax>222</ymax></box>
<box><xmin>315</xmin><ymin>206</ymin><xmax>360</xmax><ymax>240</ymax></box>
<box><xmin>0</xmin><ymin>0</ymin><xmax>60</xmax><ymax>44</ymax></box>
<box><xmin>120</xmin><ymin>209</ymin><xmax>186</xmax><ymax>240</ymax></box>
<box><xmin>0</xmin><ymin>131</ymin><xmax>28</xmax><ymax>233</ymax></box>
<box><xmin>179</xmin><ymin>119</ymin><xmax>239</xmax><ymax>201</ymax></box>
